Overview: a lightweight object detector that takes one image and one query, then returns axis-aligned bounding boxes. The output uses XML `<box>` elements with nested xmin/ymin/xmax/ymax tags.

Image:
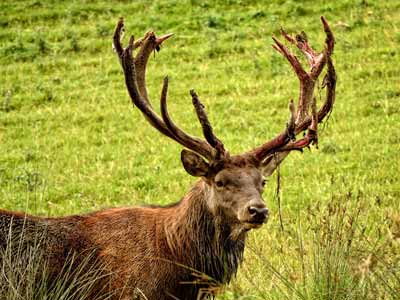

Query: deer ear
<box><xmin>261</xmin><ymin>152</ymin><xmax>289</xmax><ymax>177</ymax></box>
<box><xmin>181</xmin><ymin>150</ymin><xmax>209</xmax><ymax>177</ymax></box>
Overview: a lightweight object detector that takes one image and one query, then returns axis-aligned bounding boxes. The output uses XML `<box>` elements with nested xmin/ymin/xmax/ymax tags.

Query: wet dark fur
<box><xmin>0</xmin><ymin>180</ymin><xmax>246</xmax><ymax>300</ymax></box>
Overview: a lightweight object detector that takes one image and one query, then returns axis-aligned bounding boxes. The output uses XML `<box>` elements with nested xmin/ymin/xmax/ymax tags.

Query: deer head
<box><xmin>113</xmin><ymin>17</ymin><xmax>336</xmax><ymax>231</ymax></box>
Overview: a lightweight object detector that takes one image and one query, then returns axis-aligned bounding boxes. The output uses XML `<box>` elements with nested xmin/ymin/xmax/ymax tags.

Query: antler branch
<box><xmin>113</xmin><ymin>18</ymin><xmax>225</xmax><ymax>161</ymax></box>
<box><xmin>248</xmin><ymin>16</ymin><xmax>336</xmax><ymax>166</ymax></box>
<box><xmin>190</xmin><ymin>90</ymin><xmax>226</xmax><ymax>159</ymax></box>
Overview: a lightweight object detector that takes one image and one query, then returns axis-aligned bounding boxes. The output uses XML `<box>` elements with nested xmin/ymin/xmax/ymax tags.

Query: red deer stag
<box><xmin>0</xmin><ymin>17</ymin><xmax>336</xmax><ymax>300</ymax></box>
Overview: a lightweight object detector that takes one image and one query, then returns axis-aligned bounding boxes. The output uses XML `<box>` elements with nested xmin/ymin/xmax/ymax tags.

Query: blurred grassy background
<box><xmin>1</xmin><ymin>0</ymin><xmax>399</xmax><ymax>298</ymax></box>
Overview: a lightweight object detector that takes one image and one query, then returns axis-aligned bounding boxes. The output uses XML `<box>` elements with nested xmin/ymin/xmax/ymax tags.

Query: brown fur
<box><xmin>0</xmin><ymin>157</ymin><xmax>266</xmax><ymax>300</ymax></box>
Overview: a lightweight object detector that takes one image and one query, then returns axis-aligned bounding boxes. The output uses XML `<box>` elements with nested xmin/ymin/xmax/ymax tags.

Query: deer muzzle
<box><xmin>242</xmin><ymin>201</ymin><xmax>269</xmax><ymax>230</ymax></box>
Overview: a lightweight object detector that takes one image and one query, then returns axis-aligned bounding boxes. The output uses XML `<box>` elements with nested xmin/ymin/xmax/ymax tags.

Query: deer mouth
<box><xmin>243</xmin><ymin>220</ymin><xmax>265</xmax><ymax>230</ymax></box>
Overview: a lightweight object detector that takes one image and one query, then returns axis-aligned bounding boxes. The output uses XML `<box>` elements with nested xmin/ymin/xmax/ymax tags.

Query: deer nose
<box><xmin>248</xmin><ymin>206</ymin><xmax>269</xmax><ymax>223</ymax></box>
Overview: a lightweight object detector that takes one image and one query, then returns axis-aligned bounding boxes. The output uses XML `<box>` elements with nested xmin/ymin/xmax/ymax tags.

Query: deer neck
<box><xmin>163</xmin><ymin>180</ymin><xmax>246</xmax><ymax>284</ymax></box>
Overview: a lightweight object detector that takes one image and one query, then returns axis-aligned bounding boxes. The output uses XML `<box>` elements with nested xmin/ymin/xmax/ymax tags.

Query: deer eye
<box><xmin>261</xmin><ymin>179</ymin><xmax>267</xmax><ymax>187</ymax></box>
<box><xmin>215</xmin><ymin>180</ymin><xmax>224</xmax><ymax>188</ymax></box>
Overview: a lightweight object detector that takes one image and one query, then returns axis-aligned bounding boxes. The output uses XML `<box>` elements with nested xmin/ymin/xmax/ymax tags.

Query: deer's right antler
<box><xmin>113</xmin><ymin>18</ymin><xmax>226</xmax><ymax>162</ymax></box>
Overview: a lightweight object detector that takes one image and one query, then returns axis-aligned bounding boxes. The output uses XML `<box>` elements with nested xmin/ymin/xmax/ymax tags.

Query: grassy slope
<box><xmin>1</xmin><ymin>0</ymin><xmax>399</xmax><ymax>298</ymax></box>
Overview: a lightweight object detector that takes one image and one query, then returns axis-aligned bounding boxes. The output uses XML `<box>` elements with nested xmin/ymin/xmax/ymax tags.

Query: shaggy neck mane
<box><xmin>164</xmin><ymin>180</ymin><xmax>246</xmax><ymax>285</ymax></box>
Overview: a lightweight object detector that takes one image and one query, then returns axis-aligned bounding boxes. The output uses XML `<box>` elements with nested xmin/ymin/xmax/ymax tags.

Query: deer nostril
<box><xmin>248</xmin><ymin>206</ymin><xmax>257</xmax><ymax>216</ymax></box>
<box><xmin>248</xmin><ymin>206</ymin><xmax>268</xmax><ymax>219</ymax></box>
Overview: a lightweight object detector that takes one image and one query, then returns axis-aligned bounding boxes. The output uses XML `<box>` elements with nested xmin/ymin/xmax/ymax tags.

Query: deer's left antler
<box><xmin>246</xmin><ymin>16</ymin><xmax>336</xmax><ymax>171</ymax></box>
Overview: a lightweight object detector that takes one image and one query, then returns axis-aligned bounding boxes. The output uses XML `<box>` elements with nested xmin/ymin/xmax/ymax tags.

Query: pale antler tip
<box><xmin>128</xmin><ymin>35</ymin><xmax>135</xmax><ymax>50</ymax></box>
<box><xmin>156</xmin><ymin>33</ymin><xmax>174</xmax><ymax>46</ymax></box>
<box><xmin>289</xmin><ymin>99</ymin><xmax>295</xmax><ymax>112</ymax></box>
<box><xmin>272</xmin><ymin>36</ymin><xmax>286</xmax><ymax>50</ymax></box>
<box><xmin>162</xmin><ymin>76</ymin><xmax>169</xmax><ymax>89</ymax></box>
<box><xmin>271</xmin><ymin>37</ymin><xmax>283</xmax><ymax>53</ymax></box>
<box><xmin>117</xmin><ymin>17</ymin><xmax>124</xmax><ymax>27</ymax></box>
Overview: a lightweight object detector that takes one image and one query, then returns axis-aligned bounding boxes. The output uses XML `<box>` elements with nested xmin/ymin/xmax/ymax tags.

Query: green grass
<box><xmin>1</xmin><ymin>0</ymin><xmax>399</xmax><ymax>299</ymax></box>
<box><xmin>1</xmin><ymin>227</ymin><xmax>112</xmax><ymax>300</ymax></box>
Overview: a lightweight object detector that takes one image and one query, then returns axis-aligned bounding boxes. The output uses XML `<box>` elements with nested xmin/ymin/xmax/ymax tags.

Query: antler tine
<box><xmin>190</xmin><ymin>90</ymin><xmax>226</xmax><ymax>159</ymax></box>
<box><xmin>113</xmin><ymin>19</ymin><xmax>176</xmax><ymax>140</ymax></box>
<box><xmin>134</xmin><ymin>31</ymin><xmax>172</xmax><ymax>106</ymax></box>
<box><xmin>249</xmin><ymin>17</ymin><xmax>336</xmax><ymax>163</ymax></box>
<box><xmin>112</xmin><ymin>18</ymin><xmax>125</xmax><ymax>56</ymax></box>
<box><xmin>272</xmin><ymin>37</ymin><xmax>308</xmax><ymax>81</ymax></box>
<box><xmin>295</xmin><ymin>56</ymin><xmax>336</xmax><ymax>134</ymax></box>
<box><xmin>268</xmin><ymin>56</ymin><xmax>336</xmax><ymax>156</ymax></box>
<box><xmin>280</xmin><ymin>28</ymin><xmax>318</xmax><ymax>68</ymax></box>
<box><xmin>160</xmin><ymin>77</ymin><xmax>216</xmax><ymax>160</ymax></box>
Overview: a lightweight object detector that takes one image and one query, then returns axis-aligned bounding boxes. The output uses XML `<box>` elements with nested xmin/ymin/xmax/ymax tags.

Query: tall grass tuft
<box><xmin>237</xmin><ymin>192</ymin><xmax>400</xmax><ymax>300</ymax></box>
<box><xmin>0</xmin><ymin>220</ymin><xmax>113</xmax><ymax>300</ymax></box>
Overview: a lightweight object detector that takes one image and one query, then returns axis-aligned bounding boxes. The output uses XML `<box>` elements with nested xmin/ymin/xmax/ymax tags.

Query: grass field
<box><xmin>1</xmin><ymin>0</ymin><xmax>399</xmax><ymax>299</ymax></box>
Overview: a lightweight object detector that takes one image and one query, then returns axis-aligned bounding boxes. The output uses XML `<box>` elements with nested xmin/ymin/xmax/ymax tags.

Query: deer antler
<box><xmin>113</xmin><ymin>18</ymin><xmax>226</xmax><ymax>161</ymax></box>
<box><xmin>247</xmin><ymin>16</ymin><xmax>336</xmax><ymax>165</ymax></box>
<box><xmin>113</xmin><ymin>17</ymin><xmax>336</xmax><ymax>175</ymax></box>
